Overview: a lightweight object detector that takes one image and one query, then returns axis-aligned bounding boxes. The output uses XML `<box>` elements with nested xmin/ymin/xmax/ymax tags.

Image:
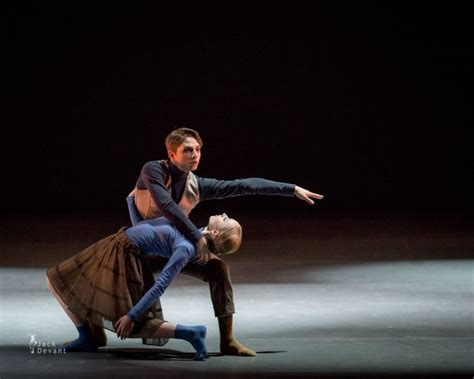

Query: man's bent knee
<box><xmin>205</xmin><ymin>259</ymin><xmax>230</xmax><ymax>282</ymax></box>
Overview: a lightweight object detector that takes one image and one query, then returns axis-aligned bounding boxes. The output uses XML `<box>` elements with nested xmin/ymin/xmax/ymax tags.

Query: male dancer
<box><xmin>127</xmin><ymin>127</ymin><xmax>324</xmax><ymax>356</ymax></box>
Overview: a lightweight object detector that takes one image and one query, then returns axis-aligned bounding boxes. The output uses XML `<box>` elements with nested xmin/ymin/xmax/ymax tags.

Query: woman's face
<box><xmin>207</xmin><ymin>213</ymin><xmax>242</xmax><ymax>255</ymax></box>
<box><xmin>208</xmin><ymin>213</ymin><xmax>234</xmax><ymax>232</ymax></box>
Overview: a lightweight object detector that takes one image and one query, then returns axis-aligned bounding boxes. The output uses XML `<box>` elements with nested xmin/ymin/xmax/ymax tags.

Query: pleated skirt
<box><xmin>46</xmin><ymin>227</ymin><xmax>168</xmax><ymax>346</ymax></box>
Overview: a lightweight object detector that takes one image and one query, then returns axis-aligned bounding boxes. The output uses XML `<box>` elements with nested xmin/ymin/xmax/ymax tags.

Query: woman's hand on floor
<box><xmin>115</xmin><ymin>315</ymin><xmax>134</xmax><ymax>340</ymax></box>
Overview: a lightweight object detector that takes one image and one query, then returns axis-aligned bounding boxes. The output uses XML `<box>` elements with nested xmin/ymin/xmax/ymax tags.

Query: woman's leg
<box><xmin>46</xmin><ymin>275</ymin><xmax>99</xmax><ymax>352</ymax></box>
<box><xmin>135</xmin><ymin>321</ymin><xmax>207</xmax><ymax>361</ymax></box>
<box><xmin>46</xmin><ymin>276</ymin><xmax>84</xmax><ymax>327</ymax></box>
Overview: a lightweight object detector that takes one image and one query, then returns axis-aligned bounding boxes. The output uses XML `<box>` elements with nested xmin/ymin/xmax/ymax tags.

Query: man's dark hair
<box><xmin>165</xmin><ymin>128</ymin><xmax>203</xmax><ymax>153</ymax></box>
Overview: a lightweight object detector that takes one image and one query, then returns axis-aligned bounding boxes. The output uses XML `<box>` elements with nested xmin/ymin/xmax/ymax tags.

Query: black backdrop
<box><xmin>4</xmin><ymin>4</ymin><xmax>473</xmax><ymax>214</ymax></box>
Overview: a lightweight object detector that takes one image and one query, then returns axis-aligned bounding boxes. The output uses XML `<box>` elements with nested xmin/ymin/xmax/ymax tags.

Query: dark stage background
<box><xmin>2</xmin><ymin>7</ymin><xmax>474</xmax><ymax>378</ymax></box>
<box><xmin>3</xmin><ymin>3</ymin><xmax>473</xmax><ymax>215</ymax></box>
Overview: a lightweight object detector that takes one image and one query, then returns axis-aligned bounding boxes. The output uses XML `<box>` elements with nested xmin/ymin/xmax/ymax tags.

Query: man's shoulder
<box><xmin>141</xmin><ymin>160</ymin><xmax>169</xmax><ymax>175</ymax></box>
<box><xmin>194</xmin><ymin>173</ymin><xmax>217</xmax><ymax>182</ymax></box>
<box><xmin>142</xmin><ymin>159</ymin><xmax>167</xmax><ymax>168</ymax></box>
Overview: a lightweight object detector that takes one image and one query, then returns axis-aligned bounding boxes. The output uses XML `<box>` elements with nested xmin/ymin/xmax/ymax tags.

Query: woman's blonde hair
<box><xmin>209</xmin><ymin>219</ymin><xmax>242</xmax><ymax>256</ymax></box>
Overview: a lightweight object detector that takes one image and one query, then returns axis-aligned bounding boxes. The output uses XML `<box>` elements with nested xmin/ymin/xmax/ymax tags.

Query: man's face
<box><xmin>168</xmin><ymin>137</ymin><xmax>201</xmax><ymax>172</ymax></box>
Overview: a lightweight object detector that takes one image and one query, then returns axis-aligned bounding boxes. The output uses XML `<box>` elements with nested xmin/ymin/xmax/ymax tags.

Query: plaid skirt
<box><xmin>46</xmin><ymin>227</ymin><xmax>168</xmax><ymax>346</ymax></box>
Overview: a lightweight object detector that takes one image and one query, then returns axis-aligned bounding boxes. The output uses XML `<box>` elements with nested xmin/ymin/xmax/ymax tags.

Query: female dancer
<box><xmin>46</xmin><ymin>213</ymin><xmax>241</xmax><ymax>360</ymax></box>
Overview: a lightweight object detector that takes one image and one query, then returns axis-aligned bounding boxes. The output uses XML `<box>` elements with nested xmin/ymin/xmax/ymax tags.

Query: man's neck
<box><xmin>169</xmin><ymin>160</ymin><xmax>189</xmax><ymax>176</ymax></box>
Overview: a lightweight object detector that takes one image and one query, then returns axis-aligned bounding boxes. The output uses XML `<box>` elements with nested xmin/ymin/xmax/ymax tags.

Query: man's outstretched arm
<box><xmin>198</xmin><ymin>177</ymin><xmax>323</xmax><ymax>204</ymax></box>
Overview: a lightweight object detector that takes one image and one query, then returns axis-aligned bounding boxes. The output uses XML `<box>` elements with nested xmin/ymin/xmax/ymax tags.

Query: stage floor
<box><xmin>1</xmin><ymin>211</ymin><xmax>473</xmax><ymax>378</ymax></box>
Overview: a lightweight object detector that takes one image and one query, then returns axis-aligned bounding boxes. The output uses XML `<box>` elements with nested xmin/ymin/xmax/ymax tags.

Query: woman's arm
<box><xmin>128</xmin><ymin>246</ymin><xmax>192</xmax><ymax>322</ymax></box>
<box><xmin>126</xmin><ymin>195</ymin><xmax>143</xmax><ymax>225</ymax></box>
<box><xmin>116</xmin><ymin>245</ymin><xmax>193</xmax><ymax>338</ymax></box>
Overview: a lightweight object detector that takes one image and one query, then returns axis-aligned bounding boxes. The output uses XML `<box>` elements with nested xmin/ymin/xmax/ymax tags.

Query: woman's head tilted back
<box><xmin>206</xmin><ymin>214</ymin><xmax>242</xmax><ymax>256</ymax></box>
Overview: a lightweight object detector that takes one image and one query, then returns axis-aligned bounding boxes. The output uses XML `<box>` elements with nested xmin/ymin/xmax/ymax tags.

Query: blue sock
<box><xmin>77</xmin><ymin>324</ymin><xmax>93</xmax><ymax>341</ymax></box>
<box><xmin>175</xmin><ymin>324</ymin><xmax>208</xmax><ymax>360</ymax></box>
<box><xmin>64</xmin><ymin>324</ymin><xmax>98</xmax><ymax>352</ymax></box>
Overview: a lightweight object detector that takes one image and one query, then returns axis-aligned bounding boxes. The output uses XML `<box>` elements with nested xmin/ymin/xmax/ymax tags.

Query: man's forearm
<box><xmin>155</xmin><ymin>198</ymin><xmax>203</xmax><ymax>242</ymax></box>
<box><xmin>198</xmin><ymin>177</ymin><xmax>295</xmax><ymax>201</ymax></box>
